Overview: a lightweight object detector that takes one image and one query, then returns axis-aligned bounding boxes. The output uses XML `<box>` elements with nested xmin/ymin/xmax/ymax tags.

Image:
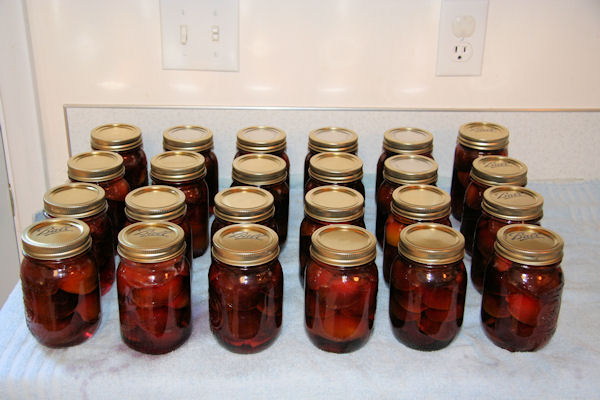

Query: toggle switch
<box><xmin>180</xmin><ymin>24</ymin><xmax>188</xmax><ymax>45</ymax></box>
<box><xmin>211</xmin><ymin>25</ymin><xmax>219</xmax><ymax>42</ymax></box>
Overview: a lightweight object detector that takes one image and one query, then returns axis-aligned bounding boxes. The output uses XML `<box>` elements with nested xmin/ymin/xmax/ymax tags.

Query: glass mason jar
<box><xmin>389</xmin><ymin>223</ymin><xmax>466</xmax><ymax>351</ymax></box>
<box><xmin>383</xmin><ymin>185</ymin><xmax>451</xmax><ymax>284</ymax></box>
<box><xmin>91</xmin><ymin>123</ymin><xmax>148</xmax><ymax>189</ymax></box>
<box><xmin>117</xmin><ymin>221</ymin><xmax>191</xmax><ymax>355</ymax></box>
<box><xmin>471</xmin><ymin>186</ymin><xmax>543</xmax><ymax>293</ymax></box>
<box><xmin>68</xmin><ymin>151</ymin><xmax>131</xmax><ymax>247</ymax></box>
<box><xmin>299</xmin><ymin>186</ymin><xmax>365</xmax><ymax>286</ymax></box>
<box><xmin>231</xmin><ymin>154</ymin><xmax>289</xmax><ymax>244</ymax></box>
<box><xmin>209</xmin><ymin>224</ymin><xmax>283</xmax><ymax>353</ymax></box>
<box><xmin>20</xmin><ymin>218</ymin><xmax>101</xmax><ymax>347</ymax></box>
<box><xmin>305</xmin><ymin>152</ymin><xmax>365</xmax><ymax>198</ymax></box>
<box><xmin>450</xmin><ymin>122</ymin><xmax>509</xmax><ymax>221</ymax></box>
<box><xmin>304</xmin><ymin>127</ymin><xmax>358</xmax><ymax>186</ymax></box>
<box><xmin>460</xmin><ymin>156</ymin><xmax>528</xmax><ymax>255</ymax></box>
<box><xmin>481</xmin><ymin>225</ymin><xmax>564</xmax><ymax>352</ymax></box>
<box><xmin>150</xmin><ymin>151</ymin><xmax>209</xmax><ymax>258</ymax></box>
<box><xmin>43</xmin><ymin>183</ymin><xmax>115</xmax><ymax>296</ymax></box>
<box><xmin>163</xmin><ymin>125</ymin><xmax>219</xmax><ymax>215</ymax></box>
<box><xmin>376</xmin><ymin>154</ymin><xmax>438</xmax><ymax>246</ymax></box>
<box><xmin>375</xmin><ymin>127</ymin><xmax>434</xmax><ymax>195</ymax></box>
<box><xmin>305</xmin><ymin>225</ymin><xmax>378</xmax><ymax>353</ymax></box>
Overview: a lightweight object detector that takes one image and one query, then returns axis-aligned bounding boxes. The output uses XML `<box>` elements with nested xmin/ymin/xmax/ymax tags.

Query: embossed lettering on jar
<box><xmin>235</xmin><ymin>126</ymin><xmax>290</xmax><ymax>185</ymax></box>
<box><xmin>305</xmin><ymin>152</ymin><xmax>365</xmax><ymax>198</ymax></box>
<box><xmin>304</xmin><ymin>127</ymin><xmax>358</xmax><ymax>185</ymax></box>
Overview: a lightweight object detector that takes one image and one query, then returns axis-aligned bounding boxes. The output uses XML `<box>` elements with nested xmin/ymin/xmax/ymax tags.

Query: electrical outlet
<box><xmin>451</xmin><ymin>42</ymin><xmax>472</xmax><ymax>62</ymax></box>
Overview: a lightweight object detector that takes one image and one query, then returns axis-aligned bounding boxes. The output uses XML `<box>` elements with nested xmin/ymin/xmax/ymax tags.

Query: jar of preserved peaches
<box><xmin>20</xmin><ymin>218</ymin><xmax>101</xmax><ymax>347</ymax></box>
<box><xmin>91</xmin><ymin>123</ymin><xmax>148</xmax><ymax>189</ymax></box>
<box><xmin>209</xmin><ymin>224</ymin><xmax>283</xmax><ymax>353</ymax></box>
<box><xmin>383</xmin><ymin>185</ymin><xmax>451</xmax><ymax>284</ymax></box>
<box><xmin>389</xmin><ymin>223</ymin><xmax>466</xmax><ymax>351</ymax></box>
<box><xmin>68</xmin><ymin>151</ymin><xmax>131</xmax><ymax>247</ymax></box>
<box><xmin>299</xmin><ymin>186</ymin><xmax>365</xmax><ymax>286</ymax></box>
<box><xmin>163</xmin><ymin>125</ymin><xmax>219</xmax><ymax>214</ymax></box>
<box><xmin>43</xmin><ymin>183</ymin><xmax>115</xmax><ymax>296</ymax></box>
<box><xmin>376</xmin><ymin>154</ymin><xmax>438</xmax><ymax>246</ymax></box>
<box><xmin>150</xmin><ymin>151</ymin><xmax>209</xmax><ymax>258</ymax></box>
<box><xmin>117</xmin><ymin>221</ymin><xmax>191</xmax><ymax>355</ymax></box>
<box><xmin>305</xmin><ymin>152</ymin><xmax>365</xmax><ymax>198</ymax></box>
<box><xmin>460</xmin><ymin>155</ymin><xmax>528</xmax><ymax>255</ymax></box>
<box><xmin>481</xmin><ymin>225</ymin><xmax>564</xmax><ymax>352</ymax></box>
<box><xmin>451</xmin><ymin>122</ymin><xmax>509</xmax><ymax>221</ymax></box>
<box><xmin>235</xmin><ymin>126</ymin><xmax>290</xmax><ymax>185</ymax></box>
<box><xmin>305</xmin><ymin>225</ymin><xmax>378</xmax><ymax>353</ymax></box>
<box><xmin>304</xmin><ymin>127</ymin><xmax>358</xmax><ymax>185</ymax></box>
<box><xmin>231</xmin><ymin>154</ymin><xmax>289</xmax><ymax>244</ymax></box>
<box><xmin>375</xmin><ymin>127</ymin><xmax>434</xmax><ymax>194</ymax></box>
<box><xmin>471</xmin><ymin>186</ymin><xmax>543</xmax><ymax>293</ymax></box>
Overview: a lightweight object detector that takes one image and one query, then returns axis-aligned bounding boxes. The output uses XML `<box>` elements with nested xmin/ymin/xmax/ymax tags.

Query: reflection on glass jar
<box><xmin>305</xmin><ymin>152</ymin><xmax>365</xmax><ymax>198</ymax></box>
<box><xmin>304</xmin><ymin>127</ymin><xmax>358</xmax><ymax>186</ymax></box>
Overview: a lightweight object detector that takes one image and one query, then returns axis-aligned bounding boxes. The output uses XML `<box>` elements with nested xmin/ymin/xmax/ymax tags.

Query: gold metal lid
<box><xmin>44</xmin><ymin>183</ymin><xmax>107</xmax><ymax>219</ymax></box>
<box><xmin>304</xmin><ymin>185</ymin><xmax>364</xmax><ymax>222</ymax></box>
<box><xmin>470</xmin><ymin>156</ymin><xmax>528</xmax><ymax>187</ymax></box>
<box><xmin>494</xmin><ymin>224</ymin><xmax>563</xmax><ymax>266</ymax></box>
<box><xmin>214</xmin><ymin>186</ymin><xmax>275</xmax><ymax>223</ymax></box>
<box><xmin>308</xmin><ymin>127</ymin><xmax>358</xmax><ymax>153</ymax></box>
<box><xmin>310</xmin><ymin>225</ymin><xmax>376</xmax><ymax>267</ymax></box>
<box><xmin>236</xmin><ymin>126</ymin><xmax>286</xmax><ymax>153</ymax></box>
<box><xmin>67</xmin><ymin>151</ymin><xmax>125</xmax><ymax>182</ymax></box>
<box><xmin>163</xmin><ymin>125</ymin><xmax>214</xmax><ymax>152</ymax></box>
<box><xmin>90</xmin><ymin>123</ymin><xmax>142</xmax><ymax>151</ymax></box>
<box><xmin>117</xmin><ymin>221</ymin><xmax>186</xmax><ymax>263</ymax></box>
<box><xmin>125</xmin><ymin>185</ymin><xmax>187</xmax><ymax>222</ymax></box>
<box><xmin>308</xmin><ymin>152</ymin><xmax>363</xmax><ymax>183</ymax></box>
<box><xmin>391</xmin><ymin>185</ymin><xmax>451</xmax><ymax>221</ymax></box>
<box><xmin>232</xmin><ymin>154</ymin><xmax>287</xmax><ymax>185</ymax></box>
<box><xmin>383</xmin><ymin>154</ymin><xmax>438</xmax><ymax>185</ymax></box>
<box><xmin>458</xmin><ymin>122</ymin><xmax>509</xmax><ymax>150</ymax></box>
<box><xmin>482</xmin><ymin>186</ymin><xmax>544</xmax><ymax>221</ymax></box>
<box><xmin>383</xmin><ymin>127</ymin><xmax>434</xmax><ymax>154</ymax></box>
<box><xmin>22</xmin><ymin>218</ymin><xmax>92</xmax><ymax>260</ymax></box>
<box><xmin>398</xmin><ymin>223</ymin><xmax>464</xmax><ymax>265</ymax></box>
<box><xmin>212</xmin><ymin>224</ymin><xmax>280</xmax><ymax>267</ymax></box>
<box><xmin>150</xmin><ymin>151</ymin><xmax>206</xmax><ymax>182</ymax></box>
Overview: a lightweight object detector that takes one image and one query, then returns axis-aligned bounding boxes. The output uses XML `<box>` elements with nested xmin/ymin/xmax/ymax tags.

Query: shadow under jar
<box><xmin>376</xmin><ymin>154</ymin><xmax>438</xmax><ymax>246</ymax></box>
<box><xmin>481</xmin><ymin>225</ymin><xmax>564</xmax><ymax>352</ymax></box>
<box><xmin>231</xmin><ymin>154</ymin><xmax>289</xmax><ymax>244</ymax></box>
<box><xmin>150</xmin><ymin>151</ymin><xmax>209</xmax><ymax>258</ymax></box>
<box><xmin>304</xmin><ymin>127</ymin><xmax>358</xmax><ymax>186</ymax></box>
<box><xmin>117</xmin><ymin>221</ymin><xmax>191</xmax><ymax>355</ymax></box>
<box><xmin>471</xmin><ymin>186</ymin><xmax>543</xmax><ymax>293</ymax></box>
<box><xmin>383</xmin><ymin>185</ymin><xmax>451</xmax><ymax>284</ymax></box>
<box><xmin>305</xmin><ymin>225</ymin><xmax>378</xmax><ymax>353</ymax></box>
<box><xmin>305</xmin><ymin>152</ymin><xmax>365</xmax><ymax>198</ymax></box>
<box><xmin>209</xmin><ymin>224</ymin><xmax>283</xmax><ymax>353</ymax></box>
<box><xmin>389</xmin><ymin>223</ymin><xmax>466</xmax><ymax>351</ymax></box>
<box><xmin>20</xmin><ymin>218</ymin><xmax>101</xmax><ymax>348</ymax></box>
<box><xmin>68</xmin><ymin>151</ymin><xmax>131</xmax><ymax>248</ymax></box>
<box><xmin>91</xmin><ymin>123</ymin><xmax>148</xmax><ymax>190</ymax></box>
<box><xmin>299</xmin><ymin>185</ymin><xmax>365</xmax><ymax>287</ymax></box>
<box><xmin>450</xmin><ymin>122</ymin><xmax>509</xmax><ymax>221</ymax></box>
<box><xmin>43</xmin><ymin>183</ymin><xmax>115</xmax><ymax>296</ymax></box>
<box><xmin>163</xmin><ymin>125</ymin><xmax>219</xmax><ymax>214</ymax></box>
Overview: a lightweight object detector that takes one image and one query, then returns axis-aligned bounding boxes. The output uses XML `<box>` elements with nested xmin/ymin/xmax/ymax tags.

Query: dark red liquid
<box><xmin>201</xmin><ymin>149</ymin><xmax>219</xmax><ymax>214</ymax></box>
<box><xmin>375</xmin><ymin>179</ymin><xmax>401</xmax><ymax>246</ymax></box>
<box><xmin>118</xmin><ymin>147</ymin><xmax>148</xmax><ymax>190</ymax></box>
<box><xmin>460</xmin><ymin>179</ymin><xmax>490</xmax><ymax>255</ymax></box>
<box><xmin>211</xmin><ymin>215</ymin><xmax>279</xmax><ymax>245</ymax></box>
<box><xmin>304</xmin><ymin>177</ymin><xmax>365</xmax><ymax>200</ymax></box>
<box><xmin>375</xmin><ymin>148</ymin><xmax>433</xmax><ymax>202</ymax></box>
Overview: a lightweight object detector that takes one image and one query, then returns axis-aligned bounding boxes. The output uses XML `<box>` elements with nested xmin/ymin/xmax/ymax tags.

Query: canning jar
<box><xmin>209</xmin><ymin>224</ymin><xmax>283</xmax><ymax>353</ymax></box>
<box><xmin>471</xmin><ymin>186</ymin><xmax>543</xmax><ymax>293</ymax></box>
<box><xmin>389</xmin><ymin>223</ymin><xmax>466</xmax><ymax>351</ymax></box>
<box><xmin>91</xmin><ymin>123</ymin><xmax>148</xmax><ymax>189</ymax></box>
<box><xmin>305</xmin><ymin>152</ymin><xmax>365</xmax><ymax>198</ymax></box>
<box><xmin>305</xmin><ymin>225</ymin><xmax>378</xmax><ymax>353</ymax></box>
<box><xmin>150</xmin><ymin>151</ymin><xmax>209</xmax><ymax>258</ymax></box>
<box><xmin>460</xmin><ymin>156</ymin><xmax>528</xmax><ymax>255</ymax></box>
<box><xmin>43</xmin><ymin>183</ymin><xmax>115</xmax><ymax>296</ymax></box>
<box><xmin>163</xmin><ymin>125</ymin><xmax>219</xmax><ymax>214</ymax></box>
<box><xmin>117</xmin><ymin>221</ymin><xmax>191</xmax><ymax>355</ymax></box>
<box><xmin>481</xmin><ymin>225</ymin><xmax>564</xmax><ymax>352</ymax></box>
<box><xmin>304</xmin><ymin>127</ymin><xmax>358</xmax><ymax>185</ymax></box>
<box><xmin>376</xmin><ymin>154</ymin><xmax>438</xmax><ymax>246</ymax></box>
<box><xmin>231</xmin><ymin>154</ymin><xmax>289</xmax><ymax>244</ymax></box>
<box><xmin>383</xmin><ymin>185</ymin><xmax>451</xmax><ymax>284</ymax></box>
<box><xmin>450</xmin><ymin>122</ymin><xmax>509</xmax><ymax>221</ymax></box>
<box><xmin>299</xmin><ymin>186</ymin><xmax>365</xmax><ymax>286</ymax></box>
<box><xmin>235</xmin><ymin>126</ymin><xmax>290</xmax><ymax>185</ymax></box>
<box><xmin>20</xmin><ymin>218</ymin><xmax>100</xmax><ymax>347</ymax></box>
